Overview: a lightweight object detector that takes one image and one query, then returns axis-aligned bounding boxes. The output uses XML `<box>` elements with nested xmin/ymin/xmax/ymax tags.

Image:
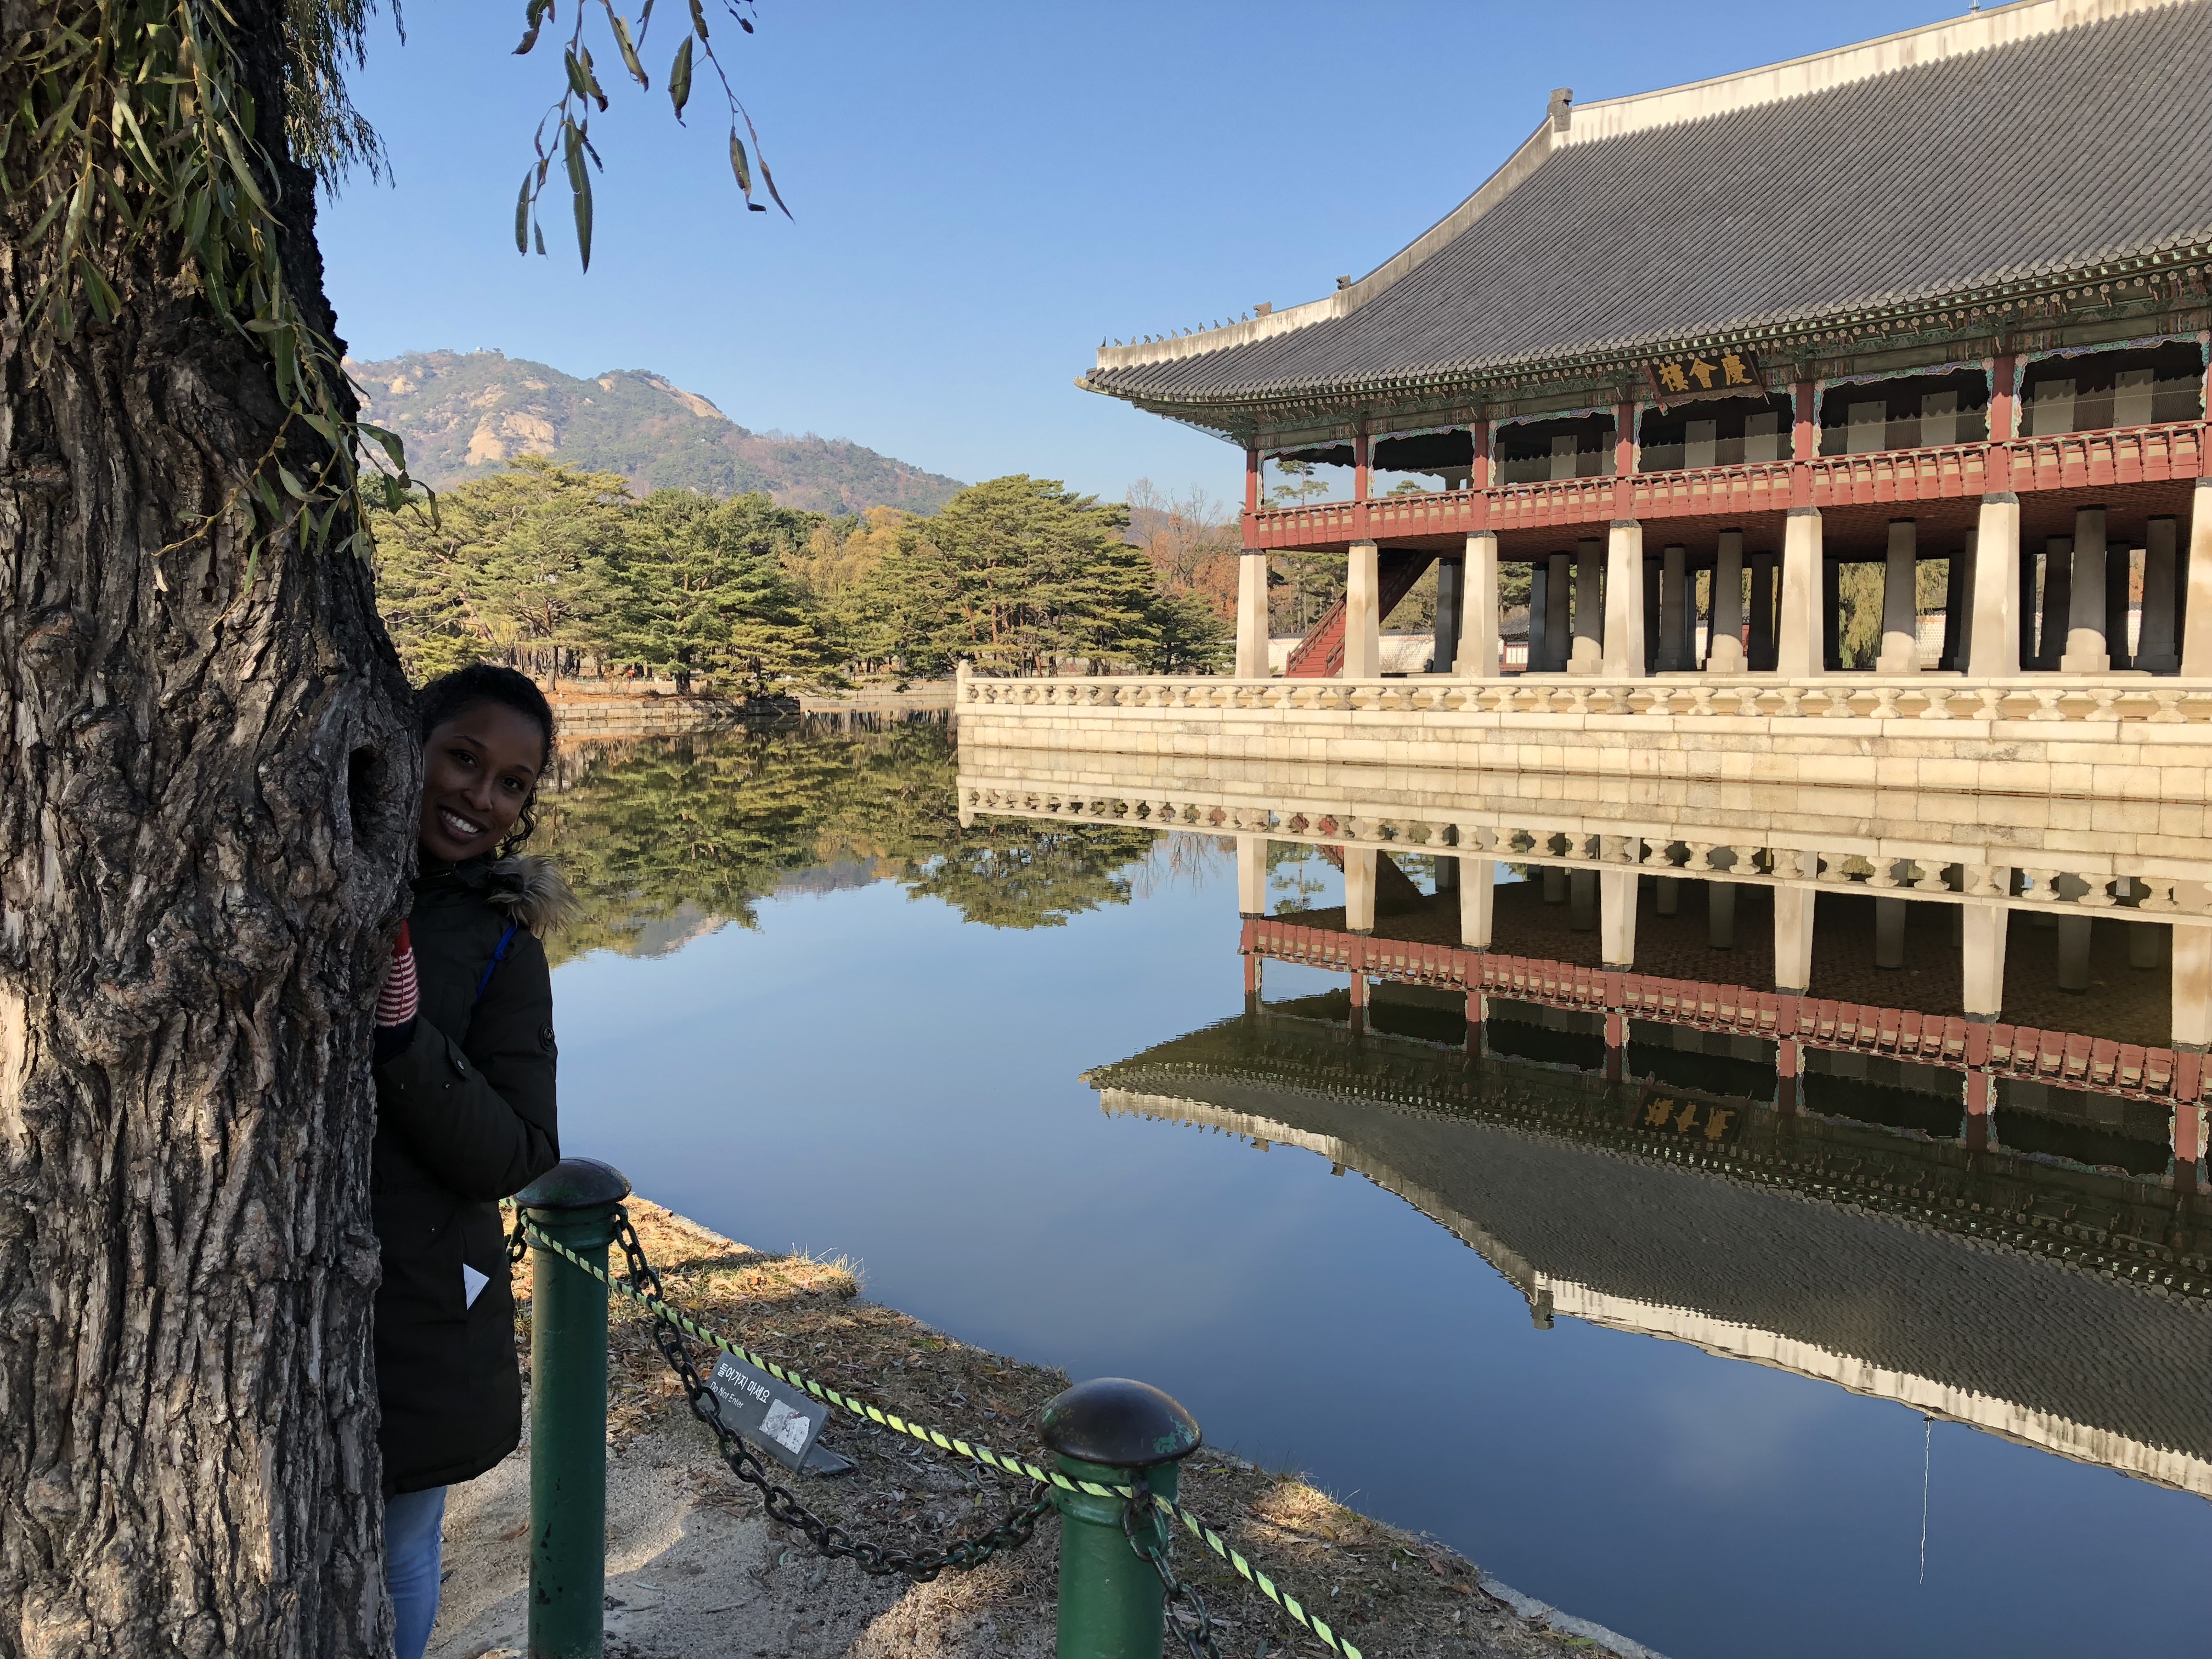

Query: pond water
<box><xmin>538</xmin><ymin>720</ymin><xmax>2212</xmax><ymax>1659</ymax></box>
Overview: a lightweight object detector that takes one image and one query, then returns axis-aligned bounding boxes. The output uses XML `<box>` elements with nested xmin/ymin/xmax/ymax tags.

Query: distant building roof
<box><xmin>1086</xmin><ymin>0</ymin><xmax>2212</xmax><ymax>428</ymax></box>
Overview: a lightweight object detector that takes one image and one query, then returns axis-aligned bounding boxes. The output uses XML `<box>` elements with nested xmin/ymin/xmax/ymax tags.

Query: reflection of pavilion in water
<box><xmin>1087</xmin><ymin>1006</ymin><xmax>2212</xmax><ymax>1498</ymax></box>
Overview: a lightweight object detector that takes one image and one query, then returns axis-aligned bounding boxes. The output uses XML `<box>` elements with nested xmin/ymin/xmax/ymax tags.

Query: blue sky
<box><xmin>321</xmin><ymin>1</ymin><xmax>1963</xmax><ymax>504</ymax></box>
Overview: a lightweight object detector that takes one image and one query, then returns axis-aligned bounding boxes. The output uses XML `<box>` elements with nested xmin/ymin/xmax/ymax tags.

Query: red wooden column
<box><xmin>1465</xmin><ymin>989</ymin><xmax>1485</xmax><ymax>1056</ymax></box>
<box><xmin>1790</xmin><ymin>380</ymin><xmax>1818</xmax><ymax>504</ymax></box>
<box><xmin>1611</xmin><ymin>399</ymin><xmax>1637</xmax><ymax>515</ymax></box>
<box><xmin>1348</xmin><ymin>969</ymin><xmax>1369</xmax><ymax>1036</ymax></box>
<box><xmin>1352</xmin><ymin>431</ymin><xmax>1372</xmax><ymax>539</ymax></box>
<box><xmin>1245</xmin><ymin>447</ymin><xmax>1261</xmax><ymax>514</ymax></box>
<box><xmin>1989</xmin><ymin>352</ymin><xmax>2018</xmax><ymax>440</ymax></box>
<box><xmin>1964</xmin><ymin>1068</ymin><xmax>1995</xmax><ymax>1150</ymax></box>
<box><xmin>1776</xmin><ymin>1035</ymin><xmax>1801</xmax><ymax>1113</ymax></box>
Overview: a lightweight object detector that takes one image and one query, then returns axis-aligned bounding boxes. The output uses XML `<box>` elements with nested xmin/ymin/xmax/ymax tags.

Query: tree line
<box><xmin>371</xmin><ymin>459</ymin><xmax>1237</xmax><ymax>692</ymax></box>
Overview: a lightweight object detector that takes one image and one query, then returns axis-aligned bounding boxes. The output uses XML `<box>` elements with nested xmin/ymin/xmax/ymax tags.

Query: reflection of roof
<box><xmin>1088</xmin><ymin>1</ymin><xmax>2212</xmax><ymax>418</ymax></box>
<box><xmin>1089</xmin><ymin>1016</ymin><xmax>2212</xmax><ymax>1495</ymax></box>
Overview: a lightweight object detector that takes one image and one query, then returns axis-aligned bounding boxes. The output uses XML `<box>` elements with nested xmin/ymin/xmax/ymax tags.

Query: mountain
<box><xmin>348</xmin><ymin>349</ymin><xmax>963</xmax><ymax>514</ymax></box>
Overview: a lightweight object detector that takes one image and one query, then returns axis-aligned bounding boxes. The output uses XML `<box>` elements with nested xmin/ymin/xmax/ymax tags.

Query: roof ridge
<box><xmin>1561</xmin><ymin>0</ymin><xmax>2191</xmax><ymax>146</ymax></box>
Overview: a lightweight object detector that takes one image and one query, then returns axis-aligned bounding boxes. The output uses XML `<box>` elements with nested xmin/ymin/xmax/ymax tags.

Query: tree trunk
<box><xmin>0</xmin><ymin>9</ymin><xmax>417</xmax><ymax>1656</ymax></box>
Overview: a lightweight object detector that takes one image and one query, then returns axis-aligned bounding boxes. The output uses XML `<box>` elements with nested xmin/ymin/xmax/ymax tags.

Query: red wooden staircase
<box><xmin>1283</xmin><ymin>550</ymin><xmax>1437</xmax><ymax>677</ymax></box>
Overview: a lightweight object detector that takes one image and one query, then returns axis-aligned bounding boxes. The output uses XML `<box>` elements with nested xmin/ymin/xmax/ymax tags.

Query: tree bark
<box><xmin>0</xmin><ymin>8</ymin><xmax>417</xmax><ymax>1656</ymax></box>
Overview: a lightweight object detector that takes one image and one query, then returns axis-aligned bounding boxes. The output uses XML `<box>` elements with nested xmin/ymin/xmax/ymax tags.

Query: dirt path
<box><xmin>427</xmin><ymin>1200</ymin><xmax>1664</xmax><ymax>1659</ymax></box>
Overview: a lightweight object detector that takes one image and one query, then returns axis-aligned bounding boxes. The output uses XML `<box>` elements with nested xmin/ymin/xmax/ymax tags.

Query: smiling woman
<box><xmin>372</xmin><ymin>663</ymin><xmax>577</xmax><ymax>1658</ymax></box>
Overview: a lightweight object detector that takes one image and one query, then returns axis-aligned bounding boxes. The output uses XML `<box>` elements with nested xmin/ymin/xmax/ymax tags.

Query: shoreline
<box><xmin>544</xmin><ymin>681</ymin><xmax>954</xmax><ymax>740</ymax></box>
<box><xmin>428</xmin><ymin>1198</ymin><xmax>1667</xmax><ymax>1659</ymax></box>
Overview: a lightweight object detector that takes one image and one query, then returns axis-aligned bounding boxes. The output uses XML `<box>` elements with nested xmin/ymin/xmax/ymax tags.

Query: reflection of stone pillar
<box><xmin>1432</xmin><ymin>557</ymin><xmax>1462</xmax><ymax>674</ymax></box>
<box><xmin>2061</xmin><ymin>506</ymin><xmax>2111</xmax><ymax>673</ymax></box>
<box><xmin>1708</xmin><ymin>531</ymin><xmax>1745</xmax><ymax>672</ymax></box>
<box><xmin>1776</xmin><ymin>1036</ymin><xmax>1801</xmax><ymax>1114</ymax></box>
<box><xmin>1236</xmin><ymin>834</ymin><xmax>1267</xmax><ymax>917</ymax></box>
<box><xmin>2139</xmin><ymin>516</ymin><xmax>2180</xmax><ymax>674</ymax></box>
<box><xmin>1877</xmin><ymin>519</ymin><xmax>1920</xmax><ymax>673</ymax></box>
<box><xmin>1344</xmin><ymin>847</ymin><xmax>1376</xmax><ymax>935</ymax></box>
<box><xmin>1875</xmin><ymin>897</ymin><xmax>1907</xmax><ymax>968</ymax></box>
<box><xmin>1656</xmin><ymin>877</ymin><xmax>1679</xmax><ymax>917</ymax></box>
<box><xmin>1236</xmin><ymin>551</ymin><xmax>1272</xmax><ymax>678</ymax></box>
<box><xmin>1708</xmin><ymin>882</ymin><xmax>1736</xmax><ymax>949</ymax></box>
<box><xmin>1569</xmin><ymin>538</ymin><xmax>1604</xmax><ymax>674</ymax></box>
<box><xmin>2056</xmin><ymin>915</ymin><xmax>2092</xmax><ymax>992</ymax></box>
<box><xmin>2179</xmin><ymin>478</ymin><xmax>2212</xmax><ymax>676</ymax></box>
<box><xmin>1778</xmin><ymin>510</ymin><xmax>1822</xmax><ymax>676</ymax></box>
<box><xmin>1600</xmin><ymin>869</ymin><xmax>1638</xmax><ymax>970</ymax></box>
<box><xmin>1461</xmin><ymin>858</ymin><xmax>1495</xmax><ymax>949</ymax></box>
<box><xmin>1462</xmin><ymin>532</ymin><xmax>1501</xmax><ymax>677</ymax></box>
<box><xmin>1968</xmin><ymin>494</ymin><xmax>2021</xmax><ymax>676</ymax></box>
<box><xmin>1344</xmin><ymin>540</ymin><xmax>1380</xmax><ymax>679</ymax></box>
<box><xmin>1570</xmin><ymin>869</ymin><xmax>1598</xmax><ymax>932</ymax></box>
<box><xmin>1660</xmin><ymin>545</ymin><xmax>1690</xmax><ymax>670</ymax></box>
<box><xmin>1603</xmin><ymin>520</ymin><xmax>1646</xmax><ymax>677</ymax></box>
<box><xmin>2172</xmin><ymin>925</ymin><xmax>2212</xmax><ymax>1047</ymax></box>
<box><xmin>1774</xmin><ymin>886</ymin><xmax>1814</xmax><ymax>992</ymax></box>
<box><xmin>1962</xmin><ymin>899</ymin><xmax>2007</xmax><ymax>1019</ymax></box>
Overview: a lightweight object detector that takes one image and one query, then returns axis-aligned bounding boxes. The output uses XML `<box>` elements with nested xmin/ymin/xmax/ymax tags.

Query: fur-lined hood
<box><xmin>481</xmin><ymin>854</ymin><xmax>579</xmax><ymax>938</ymax></box>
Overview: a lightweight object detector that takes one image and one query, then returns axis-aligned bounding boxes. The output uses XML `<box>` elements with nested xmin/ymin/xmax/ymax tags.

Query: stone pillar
<box><xmin>1659</xmin><ymin>545</ymin><xmax>1690</xmax><ymax>670</ymax></box>
<box><xmin>1568</xmin><ymin>538</ymin><xmax>1604</xmax><ymax>674</ymax></box>
<box><xmin>1774</xmin><ymin>885</ymin><xmax>1815</xmax><ymax>992</ymax></box>
<box><xmin>1602</xmin><ymin>520</ymin><xmax>1646</xmax><ymax>678</ymax></box>
<box><xmin>1344</xmin><ymin>540</ymin><xmax>1380</xmax><ymax>679</ymax></box>
<box><xmin>1461</xmin><ymin>858</ymin><xmax>1495</xmax><ymax>949</ymax></box>
<box><xmin>1875</xmin><ymin>897</ymin><xmax>1908</xmax><ymax>968</ymax></box>
<box><xmin>1542</xmin><ymin>867</ymin><xmax>1567</xmax><ymax>905</ymax></box>
<box><xmin>1968</xmin><ymin>494</ymin><xmax>2021</xmax><ymax>676</ymax></box>
<box><xmin>1961</xmin><ymin>898</ymin><xmax>2007</xmax><ymax>1019</ymax></box>
<box><xmin>2036</xmin><ymin>537</ymin><xmax>2072</xmax><ymax>672</ymax></box>
<box><xmin>1822</xmin><ymin>556</ymin><xmax>1842</xmax><ymax>672</ymax></box>
<box><xmin>2061</xmin><ymin>506</ymin><xmax>2111</xmax><ymax>673</ymax></box>
<box><xmin>1236</xmin><ymin>834</ymin><xmax>1267</xmax><ymax>917</ymax></box>
<box><xmin>1236</xmin><ymin>551</ymin><xmax>1272</xmax><ymax>679</ymax></box>
<box><xmin>1569</xmin><ymin>869</ymin><xmax>1598</xmax><ymax>932</ymax></box>
<box><xmin>1777</xmin><ymin>509</ymin><xmax>1822</xmax><ymax>676</ymax></box>
<box><xmin>1707</xmin><ymin>531</ymin><xmax>1745</xmax><ymax>672</ymax></box>
<box><xmin>1526</xmin><ymin>560</ymin><xmax>1551</xmax><ymax>672</ymax></box>
<box><xmin>1643</xmin><ymin>551</ymin><xmax>1662</xmax><ymax>672</ymax></box>
<box><xmin>1748</xmin><ymin>551</ymin><xmax>1778</xmax><ymax>671</ymax></box>
<box><xmin>2140</xmin><ymin>516</ymin><xmax>2180</xmax><ymax>674</ymax></box>
<box><xmin>1344</xmin><ymin>847</ymin><xmax>1376</xmax><ymax>936</ymax></box>
<box><xmin>2182</xmin><ymin>478</ymin><xmax>2212</xmax><ymax>676</ymax></box>
<box><xmin>1941</xmin><ymin>527</ymin><xmax>1977</xmax><ymax>671</ymax></box>
<box><xmin>1600</xmin><ymin>868</ymin><xmax>1638</xmax><ymax>970</ymax></box>
<box><xmin>1462</xmin><ymin>533</ymin><xmax>1500</xmax><ymax>677</ymax></box>
<box><xmin>1544</xmin><ymin>552</ymin><xmax>1572</xmax><ymax>671</ymax></box>
<box><xmin>2056</xmin><ymin>915</ymin><xmax>2092</xmax><ymax>992</ymax></box>
<box><xmin>1708</xmin><ymin>882</ymin><xmax>1736</xmax><ymax>949</ymax></box>
<box><xmin>1432</xmin><ymin>557</ymin><xmax>1463</xmax><ymax>674</ymax></box>
<box><xmin>1656</xmin><ymin>876</ymin><xmax>1679</xmax><ymax>917</ymax></box>
<box><xmin>2104</xmin><ymin>529</ymin><xmax>2132</xmax><ymax>673</ymax></box>
<box><xmin>1877</xmin><ymin>518</ymin><xmax>1920</xmax><ymax>673</ymax></box>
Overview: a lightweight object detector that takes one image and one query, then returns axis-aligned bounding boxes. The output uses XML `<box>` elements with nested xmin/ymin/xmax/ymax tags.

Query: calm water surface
<box><xmin>538</xmin><ymin>721</ymin><xmax>2211</xmax><ymax>1659</ymax></box>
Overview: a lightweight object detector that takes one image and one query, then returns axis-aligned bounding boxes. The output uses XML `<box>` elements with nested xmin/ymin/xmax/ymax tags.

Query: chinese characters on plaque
<box><xmin>1646</xmin><ymin>350</ymin><xmax>1763</xmax><ymax>400</ymax></box>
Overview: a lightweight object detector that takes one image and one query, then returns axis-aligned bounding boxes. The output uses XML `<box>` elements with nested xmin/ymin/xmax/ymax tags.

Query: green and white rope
<box><xmin>518</xmin><ymin>1216</ymin><xmax>1363</xmax><ymax>1659</ymax></box>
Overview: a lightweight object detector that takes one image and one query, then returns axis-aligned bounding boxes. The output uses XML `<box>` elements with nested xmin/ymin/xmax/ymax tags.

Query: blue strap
<box><xmin>475</xmin><ymin>924</ymin><xmax>520</xmax><ymax>1006</ymax></box>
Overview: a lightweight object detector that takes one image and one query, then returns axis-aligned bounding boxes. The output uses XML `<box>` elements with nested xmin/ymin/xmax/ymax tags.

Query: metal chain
<box><xmin>1126</xmin><ymin>1483</ymin><xmax>1223</xmax><ymax>1659</ymax></box>
<box><xmin>599</xmin><ymin>1209</ymin><xmax>1054</xmax><ymax>1582</ymax></box>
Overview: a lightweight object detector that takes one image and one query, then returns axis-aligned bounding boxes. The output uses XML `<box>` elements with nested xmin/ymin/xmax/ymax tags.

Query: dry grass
<box><xmin>505</xmin><ymin>1198</ymin><xmax>1612</xmax><ymax>1658</ymax></box>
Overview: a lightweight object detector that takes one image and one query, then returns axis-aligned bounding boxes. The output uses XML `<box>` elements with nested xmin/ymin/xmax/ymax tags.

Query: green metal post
<box><xmin>1040</xmin><ymin>1378</ymin><xmax>1201</xmax><ymax>1659</ymax></box>
<box><xmin>515</xmin><ymin>1157</ymin><xmax>632</xmax><ymax>1659</ymax></box>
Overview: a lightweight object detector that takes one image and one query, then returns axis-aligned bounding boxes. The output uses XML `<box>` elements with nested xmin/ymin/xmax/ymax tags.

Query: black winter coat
<box><xmin>372</xmin><ymin>854</ymin><xmax>570</xmax><ymax>1496</ymax></box>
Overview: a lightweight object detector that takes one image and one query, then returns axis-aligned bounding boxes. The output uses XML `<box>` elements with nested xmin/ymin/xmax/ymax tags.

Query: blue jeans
<box><xmin>385</xmin><ymin>1485</ymin><xmax>448</xmax><ymax>1659</ymax></box>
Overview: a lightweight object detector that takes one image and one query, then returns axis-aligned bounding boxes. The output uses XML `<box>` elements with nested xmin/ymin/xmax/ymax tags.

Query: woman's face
<box><xmin>417</xmin><ymin>701</ymin><xmax>546</xmax><ymax>864</ymax></box>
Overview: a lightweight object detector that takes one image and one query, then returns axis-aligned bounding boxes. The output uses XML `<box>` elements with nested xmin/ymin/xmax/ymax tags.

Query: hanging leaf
<box><xmin>565</xmin><ymin>123</ymin><xmax>594</xmax><ymax>269</ymax></box>
<box><xmin>668</xmin><ymin>36</ymin><xmax>692</xmax><ymax>119</ymax></box>
<box><xmin>610</xmin><ymin>13</ymin><xmax>650</xmax><ymax>87</ymax></box>
<box><xmin>516</xmin><ymin>0</ymin><xmax>554</xmax><ymax>54</ymax></box>
<box><xmin>514</xmin><ymin>172</ymin><xmax>532</xmax><ymax>252</ymax></box>
<box><xmin>727</xmin><ymin>128</ymin><xmax>751</xmax><ymax>196</ymax></box>
<box><xmin>358</xmin><ymin>422</ymin><xmax>410</xmax><ymax>471</ymax></box>
<box><xmin>688</xmin><ymin>0</ymin><xmax>708</xmax><ymax>37</ymax></box>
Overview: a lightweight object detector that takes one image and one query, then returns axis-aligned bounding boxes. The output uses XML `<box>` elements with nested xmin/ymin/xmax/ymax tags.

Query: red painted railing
<box><xmin>1242</xmin><ymin>421</ymin><xmax>2210</xmax><ymax>549</ymax></box>
<box><xmin>1240</xmin><ymin>917</ymin><xmax>2196</xmax><ymax>1103</ymax></box>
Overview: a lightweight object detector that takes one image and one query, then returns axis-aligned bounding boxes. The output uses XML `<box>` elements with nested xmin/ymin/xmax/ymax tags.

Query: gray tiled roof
<box><xmin>1090</xmin><ymin>3</ymin><xmax>2212</xmax><ymax>411</ymax></box>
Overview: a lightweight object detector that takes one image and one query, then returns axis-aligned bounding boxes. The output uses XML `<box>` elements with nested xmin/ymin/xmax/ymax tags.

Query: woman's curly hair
<box><xmin>416</xmin><ymin>664</ymin><xmax>557</xmax><ymax>856</ymax></box>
